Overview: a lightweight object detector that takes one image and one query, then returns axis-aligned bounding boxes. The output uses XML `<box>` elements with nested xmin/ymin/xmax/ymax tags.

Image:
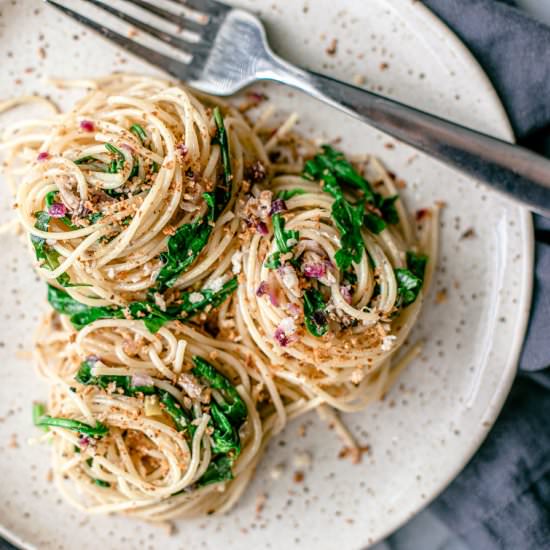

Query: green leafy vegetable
<box><xmin>105</xmin><ymin>143</ymin><xmax>125</xmax><ymax>174</ymax></box>
<box><xmin>211</xmin><ymin>106</ymin><xmax>232</xmax><ymax>219</ymax></box>
<box><xmin>31</xmin><ymin>211</ymin><xmax>72</xmax><ymax>287</ymax></box>
<box><xmin>32</xmin><ymin>402</ymin><xmax>49</xmax><ymax>432</ymax></box>
<box><xmin>395</xmin><ymin>251</ymin><xmax>428</xmax><ymax>308</ymax></box>
<box><xmin>93</xmin><ymin>479</ymin><xmax>111</xmax><ymax>488</ymax></box>
<box><xmin>192</xmin><ymin>357</ymin><xmax>247</xmax><ymax>458</ymax></box>
<box><xmin>303</xmin><ymin>288</ymin><xmax>328</xmax><ymax>337</ymax></box>
<box><xmin>363</xmin><ymin>212</ymin><xmax>386</xmax><ymax>235</ymax></box>
<box><xmin>272</xmin><ymin>214</ymin><xmax>298</xmax><ymax>254</ymax></box>
<box><xmin>331</xmin><ymin>198</ymin><xmax>365</xmax><ymax>271</ymax></box>
<box><xmin>130</xmin><ymin>124</ymin><xmax>147</xmax><ymax>144</ymax></box>
<box><xmin>48</xmin><ymin>277</ymin><xmax>238</xmax><ymax>333</ymax></box>
<box><xmin>75</xmin><ymin>359</ymin><xmax>155</xmax><ymax>396</ymax></box>
<box><xmin>159</xmin><ymin>391</ymin><xmax>192</xmax><ymax>432</ymax></box>
<box><xmin>264</xmin><ymin>252</ymin><xmax>282</xmax><ymax>270</ymax></box>
<box><xmin>156</xmin><ymin>216</ymin><xmax>212</xmax><ymax>290</ymax></box>
<box><xmin>34</xmin><ymin>415</ymin><xmax>108</xmax><ymax>438</ymax></box>
<box><xmin>264</xmin><ymin>214</ymin><xmax>299</xmax><ymax>270</ymax></box>
<box><xmin>303</xmin><ymin>145</ymin><xmax>402</xmax><ymax>267</ymax></box>
<box><xmin>192</xmin><ymin>357</ymin><xmax>247</xmax><ymax>424</ymax></box>
<box><xmin>197</xmin><ymin>455</ymin><xmax>233</xmax><ymax>486</ymax></box>
<box><xmin>406</xmin><ymin>251</ymin><xmax>428</xmax><ymax>280</ymax></box>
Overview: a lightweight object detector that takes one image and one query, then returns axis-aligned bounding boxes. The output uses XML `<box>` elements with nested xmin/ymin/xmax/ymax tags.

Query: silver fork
<box><xmin>45</xmin><ymin>0</ymin><xmax>550</xmax><ymax>215</ymax></box>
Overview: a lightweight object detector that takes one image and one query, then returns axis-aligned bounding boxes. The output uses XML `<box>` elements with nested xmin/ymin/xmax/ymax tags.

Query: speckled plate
<box><xmin>0</xmin><ymin>0</ymin><xmax>533</xmax><ymax>549</ymax></box>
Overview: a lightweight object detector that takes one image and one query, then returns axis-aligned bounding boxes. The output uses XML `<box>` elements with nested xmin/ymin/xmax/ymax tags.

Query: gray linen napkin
<box><xmin>421</xmin><ymin>1</ymin><xmax>550</xmax><ymax>548</ymax></box>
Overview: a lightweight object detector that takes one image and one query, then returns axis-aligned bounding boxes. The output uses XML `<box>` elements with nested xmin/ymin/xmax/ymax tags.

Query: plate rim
<box><xmin>0</xmin><ymin>1</ymin><xmax>535</xmax><ymax>548</ymax></box>
<box><xmin>371</xmin><ymin>0</ymin><xmax>534</xmax><ymax>544</ymax></box>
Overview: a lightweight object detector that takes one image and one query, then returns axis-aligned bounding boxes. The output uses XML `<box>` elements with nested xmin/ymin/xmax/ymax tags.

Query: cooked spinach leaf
<box><xmin>303</xmin><ymin>288</ymin><xmax>328</xmax><ymax>337</ymax></box>
<box><xmin>31</xmin><ymin>211</ymin><xmax>72</xmax><ymax>287</ymax></box>
<box><xmin>197</xmin><ymin>455</ymin><xmax>233</xmax><ymax>486</ymax></box>
<box><xmin>192</xmin><ymin>357</ymin><xmax>247</xmax><ymax>458</ymax></box>
<box><xmin>192</xmin><ymin>356</ymin><xmax>247</xmax><ymax>424</ymax></box>
<box><xmin>395</xmin><ymin>251</ymin><xmax>428</xmax><ymax>307</ymax></box>
<box><xmin>76</xmin><ymin>359</ymin><xmax>155</xmax><ymax>396</ymax></box>
<box><xmin>130</xmin><ymin>124</ymin><xmax>147</xmax><ymax>144</ymax></box>
<box><xmin>33</xmin><ymin>412</ymin><xmax>108</xmax><ymax>438</ymax></box>
<box><xmin>48</xmin><ymin>277</ymin><xmax>238</xmax><ymax>333</ymax></box>
<box><xmin>156</xmin><ymin>218</ymin><xmax>213</xmax><ymax>290</ymax></box>
<box><xmin>105</xmin><ymin>143</ymin><xmax>125</xmax><ymax>174</ymax></box>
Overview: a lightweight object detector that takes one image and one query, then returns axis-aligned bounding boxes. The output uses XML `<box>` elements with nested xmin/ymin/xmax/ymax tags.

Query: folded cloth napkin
<box><xmin>419</xmin><ymin>1</ymin><xmax>550</xmax><ymax>548</ymax></box>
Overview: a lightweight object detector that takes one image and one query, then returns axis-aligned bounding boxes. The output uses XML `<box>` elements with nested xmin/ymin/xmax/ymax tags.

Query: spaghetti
<box><xmin>0</xmin><ymin>74</ymin><xmax>437</xmax><ymax>519</ymax></box>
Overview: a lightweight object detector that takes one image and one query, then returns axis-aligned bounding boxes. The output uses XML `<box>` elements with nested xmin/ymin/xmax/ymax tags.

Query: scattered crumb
<box><xmin>255</xmin><ymin>493</ymin><xmax>268</xmax><ymax>516</ymax></box>
<box><xmin>384</xmin><ymin>142</ymin><xmax>395</xmax><ymax>149</ymax></box>
<box><xmin>380</xmin><ymin>62</ymin><xmax>389</xmax><ymax>70</ymax></box>
<box><xmin>435</xmin><ymin>200</ymin><xmax>447</xmax><ymax>209</ymax></box>
<box><xmin>353</xmin><ymin>74</ymin><xmax>366</xmax><ymax>86</ymax></box>
<box><xmin>460</xmin><ymin>227</ymin><xmax>476</xmax><ymax>240</ymax></box>
<box><xmin>435</xmin><ymin>288</ymin><xmax>448</xmax><ymax>304</ymax></box>
<box><xmin>8</xmin><ymin>433</ymin><xmax>18</xmax><ymax>448</ymax></box>
<box><xmin>326</xmin><ymin>38</ymin><xmax>338</xmax><ymax>56</ymax></box>
<box><xmin>46</xmin><ymin>469</ymin><xmax>53</xmax><ymax>483</ymax></box>
<box><xmin>293</xmin><ymin>471</ymin><xmax>305</xmax><ymax>483</ymax></box>
<box><xmin>127</xmin><ymin>27</ymin><xmax>139</xmax><ymax>38</ymax></box>
<box><xmin>338</xmin><ymin>445</ymin><xmax>370</xmax><ymax>464</ymax></box>
<box><xmin>395</xmin><ymin>178</ymin><xmax>407</xmax><ymax>189</ymax></box>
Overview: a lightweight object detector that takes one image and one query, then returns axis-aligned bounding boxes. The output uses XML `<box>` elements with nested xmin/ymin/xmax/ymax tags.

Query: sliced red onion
<box><xmin>86</xmin><ymin>355</ymin><xmax>100</xmax><ymax>364</ymax></box>
<box><xmin>256</xmin><ymin>281</ymin><xmax>268</xmax><ymax>297</ymax></box>
<box><xmin>131</xmin><ymin>373</ymin><xmax>154</xmax><ymax>388</ymax></box>
<box><xmin>255</xmin><ymin>220</ymin><xmax>269</xmax><ymax>235</ymax></box>
<box><xmin>303</xmin><ymin>263</ymin><xmax>326</xmax><ymax>279</ymax></box>
<box><xmin>340</xmin><ymin>285</ymin><xmax>353</xmax><ymax>305</ymax></box>
<box><xmin>269</xmin><ymin>199</ymin><xmax>287</xmax><ymax>216</ymax></box>
<box><xmin>274</xmin><ymin>317</ymin><xmax>298</xmax><ymax>347</ymax></box>
<box><xmin>79</xmin><ymin>120</ymin><xmax>95</xmax><ymax>133</ymax></box>
<box><xmin>48</xmin><ymin>203</ymin><xmax>67</xmax><ymax>218</ymax></box>
<box><xmin>37</xmin><ymin>151</ymin><xmax>49</xmax><ymax>161</ymax></box>
<box><xmin>78</xmin><ymin>436</ymin><xmax>90</xmax><ymax>449</ymax></box>
<box><xmin>177</xmin><ymin>143</ymin><xmax>189</xmax><ymax>157</ymax></box>
<box><xmin>274</xmin><ymin>327</ymin><xmax>289</xmax><ymax>347</ymax></box>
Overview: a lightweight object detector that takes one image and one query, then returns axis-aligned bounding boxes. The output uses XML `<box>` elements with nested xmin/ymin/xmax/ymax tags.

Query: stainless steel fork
<box><xmin>45</xmin><ymin>0</ymin><xmax>550</xmax><ymax>215</ymax></box>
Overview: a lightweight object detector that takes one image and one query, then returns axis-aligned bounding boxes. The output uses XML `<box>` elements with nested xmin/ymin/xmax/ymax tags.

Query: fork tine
<box><xmin>172</xmin><ymin>0</ymin><xmax>231</xmax><ymax>16</ymax></box>
<box><xmin>120</xmin><ymin>0</ymin><xmax>206</xmax><ymax>34</ymax></box>
<box><xmin>80</xmin><ymin>0</ymin><xmax>196</xmax><ymax>50</ymax></box>
<box><xmin>44</xmin><ymin>1</ymin><xmax>196</xmax><ymax>81</ymax></box>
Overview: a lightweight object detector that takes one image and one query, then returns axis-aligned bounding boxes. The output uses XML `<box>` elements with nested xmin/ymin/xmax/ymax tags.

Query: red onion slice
<box><xmin>79</xmin><ymin>120</ymin><xmax>95</xmax><ymax>133</ymax></box>
<box><xmin>48</xmin><ymin>203</ymin><xmax>67</xmax><ymax>218</ymax></box>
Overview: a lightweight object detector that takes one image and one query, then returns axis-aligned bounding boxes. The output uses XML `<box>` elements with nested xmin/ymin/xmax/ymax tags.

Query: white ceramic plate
<box><xmin>0</xmin><ymin>1</ymin><xmax>533</xmax><ymax>548</ymax></box>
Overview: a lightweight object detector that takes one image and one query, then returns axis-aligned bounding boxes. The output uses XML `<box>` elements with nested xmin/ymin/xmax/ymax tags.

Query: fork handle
<box><xmin>266</xmin><ymin>62</ymin><xmax>550</xmax><ymax>216</ymax></box>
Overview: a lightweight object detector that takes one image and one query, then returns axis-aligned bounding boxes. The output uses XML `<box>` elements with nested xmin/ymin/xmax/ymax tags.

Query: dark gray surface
<box><xmin>420</xmin><ymin>1</ymin><xmax>550</xmax><ymax>549</ymax></box>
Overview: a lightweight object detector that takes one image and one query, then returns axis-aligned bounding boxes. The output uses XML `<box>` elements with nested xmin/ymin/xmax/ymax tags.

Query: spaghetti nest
<box><xmin>33</xmin><ymin>314</ymin><xmax>271</xmax><ymax>520</ymax></box>
<box><xmin>4</xmin><ymin>75</ymin><xmax>268</xmax><ymax>310</ymax></box>
<box><xmin>231</xmin><ymin>149</ymin><xmax>439</xmax><ymax>412</ymax></box>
